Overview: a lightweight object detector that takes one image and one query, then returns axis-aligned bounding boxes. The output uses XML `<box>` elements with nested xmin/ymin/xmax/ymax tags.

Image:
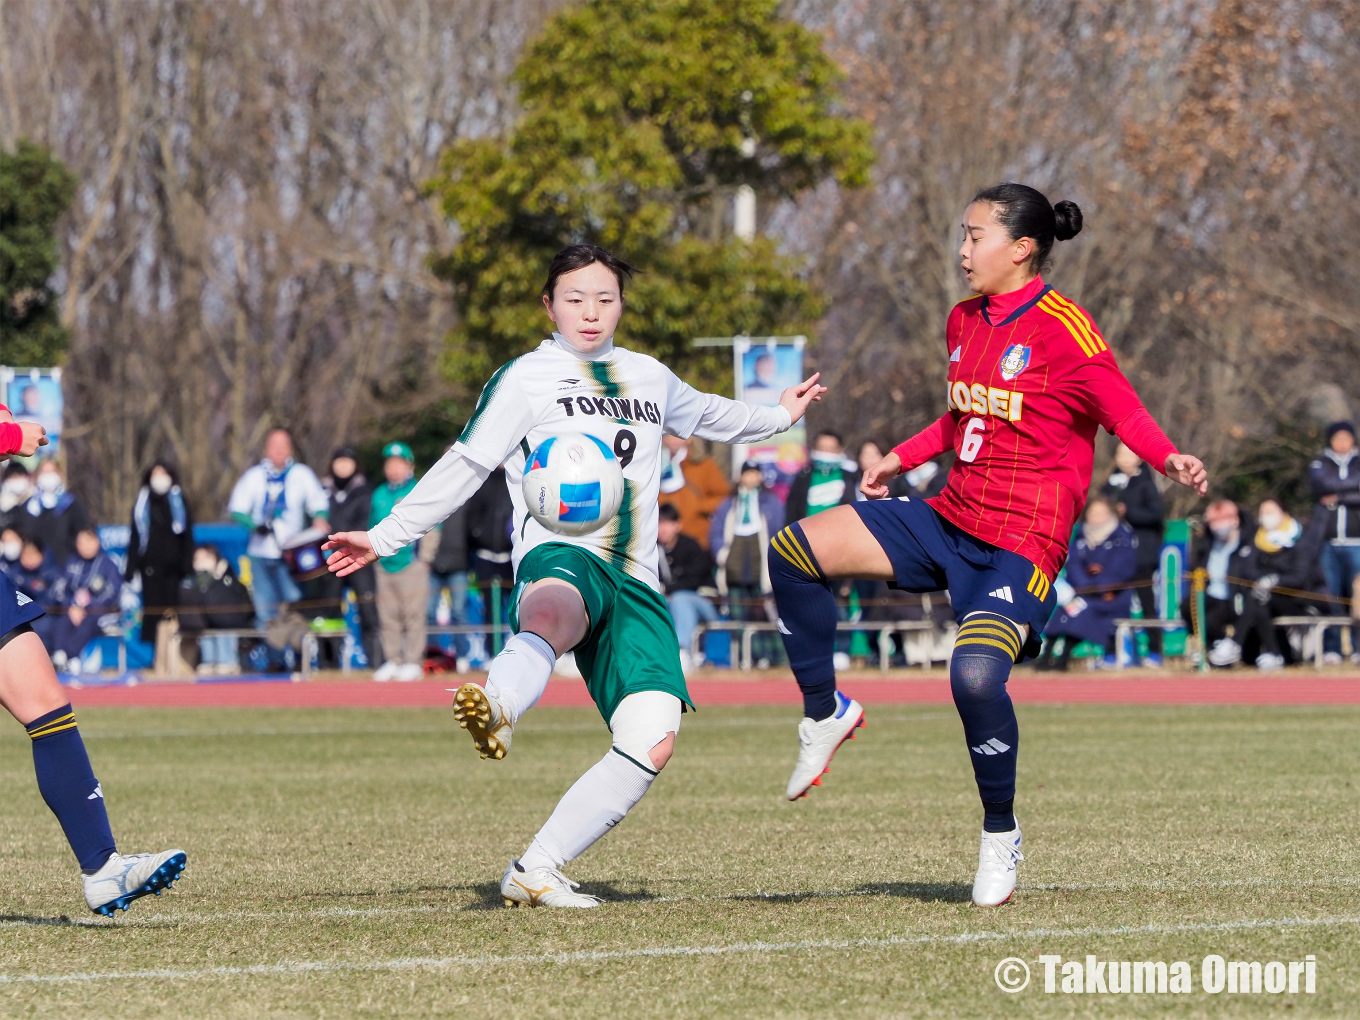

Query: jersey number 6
<box><xmin>958</xmin><ymin>417</ymin><xmax>986</xmax><ymax>463</ymax></box>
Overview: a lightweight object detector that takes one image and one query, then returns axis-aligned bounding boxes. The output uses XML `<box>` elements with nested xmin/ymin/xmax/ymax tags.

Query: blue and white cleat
<box><xmin>786</xmin><ymin>689</ymin><xmax>865</xmax><ymax>801</ymax></box>
<box><xmin>972</xmin><ymin>825</ymin><xmax>1023</xmax><ymax>906</ymax></box>
<box><xmin>83</xmin><ymin>850</ymin><xmax>187</xmax><ymax>916</ymax></box>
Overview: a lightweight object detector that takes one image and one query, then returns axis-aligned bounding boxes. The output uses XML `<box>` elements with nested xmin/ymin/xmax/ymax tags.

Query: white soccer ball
<box><xmin>522</xmin><ymin>432</ymin><xmax>625</xmax><ymax>536</ymax></box>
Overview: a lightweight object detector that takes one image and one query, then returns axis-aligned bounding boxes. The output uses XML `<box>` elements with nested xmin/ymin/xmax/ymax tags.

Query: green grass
<box><xmin>2</xmin><ymin>703</ymin><xmax>1359</xmax><ymax>1018</ymax></box>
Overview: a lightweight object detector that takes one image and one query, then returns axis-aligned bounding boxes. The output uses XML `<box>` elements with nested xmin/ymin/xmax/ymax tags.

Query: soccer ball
<box><xmin>522</xmin><ymin>433</ymin><xmax>625</xmax><ymax>536</ymax></box>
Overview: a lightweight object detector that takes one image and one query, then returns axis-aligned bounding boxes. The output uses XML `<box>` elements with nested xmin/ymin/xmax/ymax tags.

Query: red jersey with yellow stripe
<box><xmin>892</xmin><ymin>283</ymin><xmax>1176</xmax><ymax>579</ymax></box>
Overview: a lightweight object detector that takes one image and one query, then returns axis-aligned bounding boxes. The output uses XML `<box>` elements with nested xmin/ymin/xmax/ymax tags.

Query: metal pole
<box><xmin>1191</xmin><ymin>567</ymin><xmax>1209</xmax><ymax>674</ymax></box>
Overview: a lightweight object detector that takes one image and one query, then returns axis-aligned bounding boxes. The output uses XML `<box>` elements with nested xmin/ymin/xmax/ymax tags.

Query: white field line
<box><xmin>2</xmin><ymin>915</ymin><xmax>1358</xmax><ymax>985</ymax></box>
<box><xmin>6</xmin><ymin>876</ymin><xmax>1360</xmax><ymax>930</ymax></box>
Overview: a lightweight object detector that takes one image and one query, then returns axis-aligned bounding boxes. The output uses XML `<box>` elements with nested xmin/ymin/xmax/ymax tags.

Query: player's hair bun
<box><xmin>1053</xmin><ymin>200</ymin><xmax>1083</xmax><ymax>242</ymax></box>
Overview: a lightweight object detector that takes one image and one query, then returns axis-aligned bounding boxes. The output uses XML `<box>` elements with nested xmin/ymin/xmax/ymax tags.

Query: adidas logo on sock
<box><xmin>988</xmin><ymin>586</ymin><xmax>1014</xmax><ymax>603</ymax></box>
<box><xmin>777</xmin><ymin>618</ymin><xmax>792</xmax><ymax>636</ymax></box>
<box><xmin>971</xmin><ymin>738</ymin><xmax>1012</xmax><ymax>756</ymax></box>
<box><xmin>87</xmin><ymin>782</ymin><xmax>104</xmax><ymax>800</ymax></box>
<box><xmin>15</xmin><ymin>591</ymin><xmax>31</xmax><ymax>606</ymax></box>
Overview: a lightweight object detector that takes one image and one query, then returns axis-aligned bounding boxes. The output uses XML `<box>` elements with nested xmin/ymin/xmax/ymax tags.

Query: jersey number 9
<box><xmin>613</xmin><ymin>429</ymin><xmax>636</xmax><ymax>468</ymax></box>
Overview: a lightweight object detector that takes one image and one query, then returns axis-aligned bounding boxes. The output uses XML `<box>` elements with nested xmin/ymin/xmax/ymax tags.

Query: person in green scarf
<box><xmin>785</xmin><ymin>431</ymin><xmax>857</xmax><ymax>522</ymax></box>
<box><xmin>370</xmin><ymin>442</ymin><xmax>426</xmax><ymax>681</ymax></box>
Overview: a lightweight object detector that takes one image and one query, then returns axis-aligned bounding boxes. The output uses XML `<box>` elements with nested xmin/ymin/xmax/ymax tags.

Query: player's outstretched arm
<box><xmin>1164</xmin><ymin>453</ymin><xmax>1208</xmax><ymax>495</ymax></box>
<box><xmin>778</xmin><ymin>373</ymin><xmax>827</xmax><ymax>426</ymax></box>
<box><xmin>323</xmin><ymin>531</ymin><xmax>377</xmax><ymax>577</ymax></box>
<box><xmin>0</xmin><ymin>407</ymin><xmax>48</xmax><ymax>457</ymax></box>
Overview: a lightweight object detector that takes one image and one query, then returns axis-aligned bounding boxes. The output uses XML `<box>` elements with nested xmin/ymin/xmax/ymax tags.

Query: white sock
<box><xmin>484</xmin><ymin>632</ymin><xmax>556</xmax><ymax>725</ymax></box>
<box><xmin>518</xmin><ymin>750</ymin><xmax>656</xmax><ymax>871</ymax></box>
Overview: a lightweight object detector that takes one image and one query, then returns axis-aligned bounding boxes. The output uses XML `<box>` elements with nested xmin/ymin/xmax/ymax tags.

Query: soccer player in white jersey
<box><xmin>325</xmin><ymin>244</ymin><xmax>824</xmax><ymax>907</ymax></box>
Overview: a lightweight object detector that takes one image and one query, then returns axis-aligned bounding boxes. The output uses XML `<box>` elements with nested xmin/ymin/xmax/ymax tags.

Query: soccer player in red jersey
<box><xmin>768</xmin><ymin>183</ymin><xmax>1207</xmax><ymax>906</ymax></box>
<box><xmin>0</xmin><ymin>407</ymin><xmax>186</xmax><ymax>915</ymax></box>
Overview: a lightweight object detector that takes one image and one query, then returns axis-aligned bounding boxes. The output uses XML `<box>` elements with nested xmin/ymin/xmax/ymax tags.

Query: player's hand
<box><xmin>1165</xmin><ymin>453</ymin><xmax>1208</xmax><ymax>495</ymax></box>
<box><xmin>778</xmin><ymin>373</ymin><xmax>826</xmax><ymax>426</ymax></box>
<box><xmin>860</xmin><ymin>451</ymin><xmax>902</xmax><ymax>499</ymax></box>
<box><xmin>16</xmin><ymin>421</ymin><xmax>48</xmax><ymax>457</ymax></box>
<box><xmin>323</xmin><ymin>531</ymin><xmax>378</xmax><ymax>577</ymax></box>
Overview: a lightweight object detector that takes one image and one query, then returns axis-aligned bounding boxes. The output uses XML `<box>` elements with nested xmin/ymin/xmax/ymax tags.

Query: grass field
<box><xmin>2</xmin><ymin>701</ymin><xmax>1359</xmax><ymax>1018</ymax></box>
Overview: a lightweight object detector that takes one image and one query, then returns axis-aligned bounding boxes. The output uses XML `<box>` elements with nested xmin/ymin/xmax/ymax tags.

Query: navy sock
<box><xmin>768</xmin><ymin>522</ymin><xmax>839</xmax><ymax>720</ymax></box>
<box><xmin>949</xmin><ymin>614</ymin><xmax>1022</xmax><ymax>832</ymax></box>
<box><xmin>26</xmin><ymin>704</ymin><xmax>117</xmax><ymax>872</ymax></box>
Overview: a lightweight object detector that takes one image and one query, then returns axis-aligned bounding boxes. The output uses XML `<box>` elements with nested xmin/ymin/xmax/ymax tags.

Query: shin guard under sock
<box><xmin>26</xmin><ymin>704</ymin><xmax>117</xmax><ymax>872</ymax></box>
<box><xmin>519</xmin><ymin>749</ymin><xmax>656</xmax><ymax>870</ymax></box>
<box><xmin>768</xmin><ymin>522</ymin><xmax>839</xmax><ymax>720</ymax></box>
<box><xmin>949</xmin><ymin>614</ymin><xmax>1022</xmax><ymax>832</ymax></box>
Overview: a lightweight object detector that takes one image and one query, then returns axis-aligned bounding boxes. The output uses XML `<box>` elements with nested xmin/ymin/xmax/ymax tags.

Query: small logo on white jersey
<box><xmin>988</xmin><ymin>586</ymin><xmax>1014</xmax><ymax>603</ymax></box>
<box><xmin>558</xmin><ymin>378</ymin><xmax>582</xmax><ymax>388</ymax></box>
<box><xmin>971</xmin><ymin>738</ymin><xmax>1012</xmax><ymax>756</ymax></box>
<box><xmin>777</xmin><ymin>618</ymin><xmax>792</xmax><ymax>636</ymax></box>
<box><xmin>15</xmin><ymin>591</ymin><xmax>32</xmax><ymax>606</ymax></box>
<box><xmin>950</xmin><ymin>347</ymin><xmax>962</xmax><ymax>362</ymax></box>
<box><xmin>88</xmin><ymin>782</ymin><xmax>104</xmax><ymax>800</ymax></box>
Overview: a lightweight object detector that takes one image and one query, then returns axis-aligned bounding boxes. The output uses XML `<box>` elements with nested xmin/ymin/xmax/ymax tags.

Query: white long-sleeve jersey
<box><xmin>368</xmin><ymin>335</ymin><xmax>792</xmax><ymax>591</ymax></box>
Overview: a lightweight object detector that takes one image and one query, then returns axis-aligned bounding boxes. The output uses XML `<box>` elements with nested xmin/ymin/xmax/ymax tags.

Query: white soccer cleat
<box><xmin>500</xmin><ymin>860</ymin><xmax>600</xmax><ymax>908</ymax></box>
<box><xmin>452</xmin><ymin>682</ymin><xmax>513</xmax><ymax>760</ymax></box>
<box><xmin>785</xmin><ymin>689</ymin><xmax>865</xmax><ymax>801</ymax></box>
<box><xmin>373</xmin><ymin>661</ymin><xmax>400</xmax><ymax>682</ymax></box>
<box><xmin>83</xmin><ymin>849</ymin><xmax>187</xmax><ymax>916</ymax></box>
<box><xmin>972</xmin><ymin>826</ymin><xmax>1023</xmax><ymax>907</ymax></box>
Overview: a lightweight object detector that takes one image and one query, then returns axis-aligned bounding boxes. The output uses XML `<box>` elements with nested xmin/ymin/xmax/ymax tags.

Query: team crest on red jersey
<box><xmin>997</xmin><ymin>344</ymin><xmax>1031</xmax><ymax>382</ymax></box>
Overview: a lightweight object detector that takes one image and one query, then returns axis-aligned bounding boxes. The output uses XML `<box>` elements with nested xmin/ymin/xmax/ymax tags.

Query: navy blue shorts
<box><xmin>0</xmin><ymin>569</ymin><xmax>46</xmax><ymax>641</ymax></box>
<box><xmin>851</xmin><ymin>496</ymin><xmax>1057</xmax><ymax>661</ymax></box>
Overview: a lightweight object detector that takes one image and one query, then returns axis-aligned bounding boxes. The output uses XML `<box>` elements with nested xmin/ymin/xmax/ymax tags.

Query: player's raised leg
<box><xmin>452</xmin><ymin>579</ymin><xmax>585</xmax><ymax>760</ymax></box>
<box><xmin>951</xmin><ymin>610</ymin><xmax>1027</xmax><ymax>906</ymax></box>
<box><xmin>0</xmin><ymin>623</ymin><xmax>186</xmax><ymax>916</ymax></box>
<box><xmin>502</xmin><ymin>690</ymin><xmax>679</xmax><ymax>908</ymax></box>
<box><xmin>769</xmin><ymin>505</ymin><xmax>890</xmax><ymax>799</ymax></box>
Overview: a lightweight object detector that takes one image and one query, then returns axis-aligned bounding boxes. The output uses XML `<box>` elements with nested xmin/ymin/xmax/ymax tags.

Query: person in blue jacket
<box><xmin>47</xmin><ymin>528</ymin><xmax>124</xmax><ymax>674</ymax></box>
<box><xmin>1037</xmin><ymin>496</ymin><xmax>1139</xmax><ymax>670</ymax></box>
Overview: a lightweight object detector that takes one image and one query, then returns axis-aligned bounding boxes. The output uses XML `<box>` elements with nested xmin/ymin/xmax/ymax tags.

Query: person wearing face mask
<box><xmin>1309</xmin><ymin>421</ymin><xmax>1360</xmax><ymax>663</ymax></box>
<box><xmin>319</xmin><ymin>448</ymin><xmax>383</xmax><ymax>670</ymax></box>
<box><xmin>1222</xmin><ymin>498</ymin><xmax>1322</xmax><ymax>670</ymax></box>
<box><xmin>178</xmin><ymin>545</ymin><xmax>252</xmax><ymax>675</ymax></box>
<box><xmin>0</xmin><ymin>526</ymin><xmax>26</xmax><ymax>580</ymax></box>
<box><xmin>1186</xmin><ymin>500</ymin><xmax>1263</xmax><ymax>667</ymax></box>
<box><xmin>785</xmin><ymin>431</ymin><xmax>858</xmax><ymax>524</ymax></box>
<box><xmin>125</xmin><ymin>462</ymin><xmax>195</xmax><ymax>647</ymax></box>
<box><xmin>23</xmin><ymin>462</ymin><xmax>92</xmax><ymax>569</ymax></box>
<box><xmin>47</xmin><ymin>529</ymin><xmax>124</xmax><ymax>675</ymax></box>
<box><xmin>711</xmin><ymin>461</ymin><xmax>785</xmax><ymax>667</ymax></box>
<box><xmin>1036</xmin><ymin>497</ymin><xmax>1138</xmax><ymax>671</ymax></box>
<box><xmin>0</xmin><ymin>462</ymin><xmax>32</xmax><ymax>532</ymax></box>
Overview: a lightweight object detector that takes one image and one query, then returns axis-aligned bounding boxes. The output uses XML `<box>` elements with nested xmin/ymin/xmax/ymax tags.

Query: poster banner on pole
<box><xmin>732</xmin><ymin>337</ymin><xmax>805</xmax><ymax>500</ymax></box>
<box><xmin>0</xmin><ymin>367</ymin><xmax>64</xmax><ymax>464</ymax></box>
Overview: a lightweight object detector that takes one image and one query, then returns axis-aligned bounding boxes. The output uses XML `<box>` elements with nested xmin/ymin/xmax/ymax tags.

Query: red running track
<box><xmin>63</xmin><ymin>673</ymin><xmax>1360</xmax><ymax>709</ymax></box>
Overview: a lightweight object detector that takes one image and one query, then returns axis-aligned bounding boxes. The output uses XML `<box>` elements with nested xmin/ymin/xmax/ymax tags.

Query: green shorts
<box><xmin>511</xmin><ymin>543</ymin><xmax>692</xmax><ymax>723</ymax></box>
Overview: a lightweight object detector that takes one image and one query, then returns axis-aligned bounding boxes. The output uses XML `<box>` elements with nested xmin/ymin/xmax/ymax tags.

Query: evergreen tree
<box><xmin>0</xmin><ymin>141</ymin><xmax>75</xmax><ymax>366</ymax></box>
<box><xmin>427</xmin><ymin>0</ymin><xmax>873</xmax><ymax>397</ymax></box>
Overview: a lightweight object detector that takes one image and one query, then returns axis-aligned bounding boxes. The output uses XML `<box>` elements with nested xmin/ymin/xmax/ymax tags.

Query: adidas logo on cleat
<box><xmin>971</xmin><ymin>737</ymin><xmax>1012</xmax><ymax>756</ymax></box>
<box><xmin>987</xmin><ymin>586</ymin><xmax>1014</xmax><ymax>603</ymax></box>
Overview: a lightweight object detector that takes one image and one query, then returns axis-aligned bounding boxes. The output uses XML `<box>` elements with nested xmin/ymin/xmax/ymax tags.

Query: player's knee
<box><xmin>517</xmin><ymin>585</ymin><xmax>586</xmax><ymax>650</ymax></box>
<box><xmin>768</xmin><ymin>522</ymin><xmax>824</xmax><ymax>587</ymax></box>
<box><xmin>610</xmin><ymin>691</ymin><xmax>682</xmax><ymax>773</ymax></box>
<box><xmin>646</xmin><ymin>732</ymin><xmax>675</xmax><ymax>770</ymax></box>
<box><xmin>950</xmin><ymin>612</ymin><xmax>1022</xmax><ymax>704</ymax></box>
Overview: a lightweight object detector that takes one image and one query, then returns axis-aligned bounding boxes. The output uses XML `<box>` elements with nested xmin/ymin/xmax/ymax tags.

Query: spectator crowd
<box><xmin>4</xmin><ymin>420</ymin><xmax>1360</xmax><ymax>677</ymax></box>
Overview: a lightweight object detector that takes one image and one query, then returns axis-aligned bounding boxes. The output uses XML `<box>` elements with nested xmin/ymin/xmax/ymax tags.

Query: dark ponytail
<box><xmin>972</xmin><ymin>183</ymin><xmax>1082</xmax><ymax>272</ymax></box>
